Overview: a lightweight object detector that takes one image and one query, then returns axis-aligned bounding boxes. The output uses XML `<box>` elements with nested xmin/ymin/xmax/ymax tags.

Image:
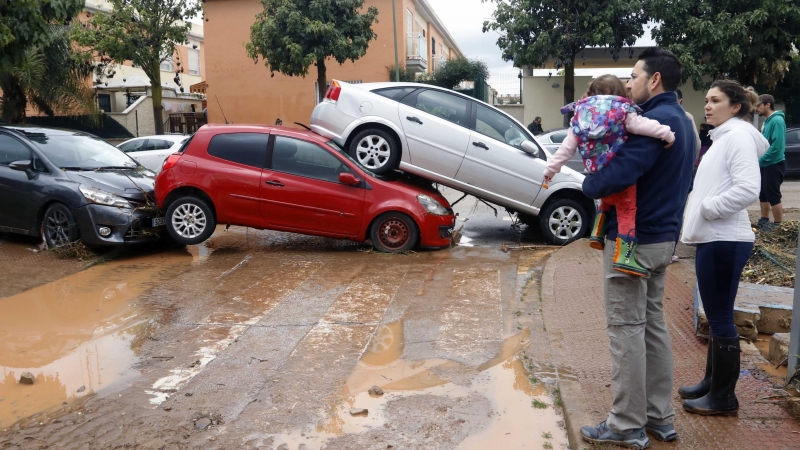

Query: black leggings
<box><xmin>695</xmin><ymin>241</ymin><xmax>754</xmax><ymax>337</ymax></box>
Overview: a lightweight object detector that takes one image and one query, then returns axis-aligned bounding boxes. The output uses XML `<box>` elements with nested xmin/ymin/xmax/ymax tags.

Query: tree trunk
<box><xmin>147</xmin><ymin>62</ymin><xmax>165</xmax><ymax>135</ymax></box>
<box><xmin>317</xmin><ymin>58</ymin><xmax>327</xmax><ymax>104</ymax></box>
<box><xmin>563</xmin><ymin>62</ymin><xmax>575</xmax><ymax>127</ymax></box>
<box><xmin>0</xmin><ymin>75</ymin><xmax>29</xmax><ymax>124</ymax></box>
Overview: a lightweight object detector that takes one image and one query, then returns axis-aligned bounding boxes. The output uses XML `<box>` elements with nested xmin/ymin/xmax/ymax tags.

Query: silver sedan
<box><xmin>310</xmin><ymin>81</ymin><xmax>594</xmax><ymax>245</ymax></box>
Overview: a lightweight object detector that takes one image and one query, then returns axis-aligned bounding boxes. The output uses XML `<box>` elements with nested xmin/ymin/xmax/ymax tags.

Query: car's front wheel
<box><xmin>369</xmin><ymin>212</ymin><xmax>419</xmax><ymax>253</ymax></box>
<box><xmin>539</xmin><ymin>199</ymin><xmax>589</xmax><ymax>245</ymax></box>
<box><xmin>42</xmin><ymin>203</ymin><xmax>80</xmax><ymax>248</ymax></box>
<box><xmin>165</xmin><ymin>196</ymin><xmax>216</xmax><ymax>245</ymax></box>
<box><xmin>349</xmin><ymin>129</ymin><xmax>399</xmax><ymax>175</ymax></box>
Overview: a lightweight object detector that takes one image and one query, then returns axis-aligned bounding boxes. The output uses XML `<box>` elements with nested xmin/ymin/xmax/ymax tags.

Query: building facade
<box><xmin>203</xmin><ymin>0</ymin><xmax>463</xmax><ymax>127</ymax></box>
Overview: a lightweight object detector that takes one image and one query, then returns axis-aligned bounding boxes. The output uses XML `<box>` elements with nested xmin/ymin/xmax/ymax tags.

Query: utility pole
<box><xmin>392</xmin><ymin>0</ymin><xmax>400</xmax><ymax>82</ymax></box>
<box><xmin>789</xmin><ymin>223</ymin><xmax>800</xmax><ymax>379</ymax></box>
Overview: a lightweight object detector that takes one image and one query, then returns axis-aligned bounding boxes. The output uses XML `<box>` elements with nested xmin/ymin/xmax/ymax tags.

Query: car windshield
<box><xmin>326</xmin><ymin>140</ymin><xmax>380</xmax><ymax>179</ymax></box>
<box><xmin>30</xmin><ymin>132</ymin><xmax>140</xmax><ymax>170</ymax></box>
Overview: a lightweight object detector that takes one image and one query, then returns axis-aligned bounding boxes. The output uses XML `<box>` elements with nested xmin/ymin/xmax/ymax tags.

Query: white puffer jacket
<box><xmin>681</xmin><ymin>118</ymin><xmax>768</xmax><ymax>244</ymax></box>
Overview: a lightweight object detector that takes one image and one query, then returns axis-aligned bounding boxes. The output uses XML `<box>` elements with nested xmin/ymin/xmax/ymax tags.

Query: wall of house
<box><xmin>204</xmin><ymin>0</ymin><xmax>405</xmax><ymax>127</ymax></box>
<box><xmin>107</xmin><ymin>96</ymin><xmax>155</xmax><ymax>137</ymax></box>
<box><xmin>496</xmin><ymin>104</ymin><xmax>525</xmax><ymax>125</ymax></box>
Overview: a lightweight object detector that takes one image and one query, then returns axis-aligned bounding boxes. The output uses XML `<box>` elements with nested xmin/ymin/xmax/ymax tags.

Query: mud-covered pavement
<box><xmin>1</xmin><ymin>191</ymin><xmax>570</xmax><ymax>450</ymax></box>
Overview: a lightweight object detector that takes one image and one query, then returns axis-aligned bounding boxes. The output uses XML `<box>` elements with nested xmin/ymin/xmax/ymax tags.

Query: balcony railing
<box><xmin>406</xmin><ymin>33</ymin><xmax>428</xmax><ymax>72</ymax></box>
<box><xmin>431</xmin><ymin>54</ymin><xmax>447</xmax><ymax>72</ymax></box>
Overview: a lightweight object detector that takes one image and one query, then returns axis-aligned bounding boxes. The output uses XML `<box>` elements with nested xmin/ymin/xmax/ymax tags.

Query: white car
<box><xmin>310</xmin><ymin>81</ymin><xmax>594</xmax><ymax>245</ymax></box>
<box><xmin>117</xmin><ymin>135</ymin><xmax>189</xmax><ymax>172</ymax></box>
<box><xmin>535</xmin><ymin>128</ymin><xmax>586</xmax><ymax>173</ymax></box>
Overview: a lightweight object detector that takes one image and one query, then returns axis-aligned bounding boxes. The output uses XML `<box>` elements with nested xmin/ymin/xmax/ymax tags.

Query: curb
<box><xmin>540</xmin><ymin>246</ymin><xmax>592</xmax><ymax>450</ymax></box>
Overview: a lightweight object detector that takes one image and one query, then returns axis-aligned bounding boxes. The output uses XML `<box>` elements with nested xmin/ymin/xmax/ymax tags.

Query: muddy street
<box><xmin>0</xmin><ymin>194</ymin><xmax>569</xmax><ymax>450</ymax></box>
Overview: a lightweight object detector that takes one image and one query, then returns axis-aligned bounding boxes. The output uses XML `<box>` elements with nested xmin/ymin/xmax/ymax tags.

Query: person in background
<box><xmin>755</xmin><ymin>94</ymin><xmax>787</xmax><ymax>231</ymax></box>
<box><xmin>696</xmin><ymin>123</ymin><xmax>714</xmax><ymax>170</ymax></box>
<box><xmin>527</xmin><ymin>116</ymin><xmax>544</xmax><ymax>135</ymax></box>
<box><xmin>680</xmin><ymin>79</ymin><xmax>768</xmax><ymax>416</ymax></box>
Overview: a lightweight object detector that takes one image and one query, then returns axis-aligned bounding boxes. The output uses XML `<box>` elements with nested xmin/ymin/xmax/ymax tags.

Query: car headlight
<box><xmin>417</xmin><ymin>194</ymin><xmax>449</xmax><ymax>215</ymax></box>
<box><xmin>79</xmin><ymin>186</ymin><xmax>133</xmax><ymax>208</ymax></box>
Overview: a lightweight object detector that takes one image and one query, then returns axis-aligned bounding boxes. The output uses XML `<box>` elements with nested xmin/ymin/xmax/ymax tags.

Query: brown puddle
<box><xmin>272</xmin><ymin>325</ymin><xmax>568</xmax><ymax>449</ymax></box>
<box><xmin>754</xmin><ymin>333</ymin><xmax>789</xmax><ymax>379</ymax></box>
<box><xmin>0</xmin><ymin>249</ymin><xmax>193</xmax><ymax>428</ymax></box>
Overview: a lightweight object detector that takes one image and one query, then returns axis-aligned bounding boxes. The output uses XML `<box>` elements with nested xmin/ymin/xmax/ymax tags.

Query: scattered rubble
<box><xmin>368</xmin><ymin>385</ymin><xmax>384</xmax><ymax>396</ymax></box>
<box><xmin>349</xmin><ymin>408</ymin><xmax>368</xmax><ymax>416</ymax></box>
<box><xmin>742</xmin><ymin>221</ymin><xmax>797</xmax><ymax>288</ymax></box>
<box><xmin>19</xmin><ymin>372</ymin><xmax>35</xmax><ymax>385</ymax></box>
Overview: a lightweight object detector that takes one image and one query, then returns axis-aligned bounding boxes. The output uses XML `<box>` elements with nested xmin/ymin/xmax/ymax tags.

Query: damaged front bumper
<box><xmin>73</xmin><ymin>203</ymin><xmax>164</xmax><ymax>246</ymax></box>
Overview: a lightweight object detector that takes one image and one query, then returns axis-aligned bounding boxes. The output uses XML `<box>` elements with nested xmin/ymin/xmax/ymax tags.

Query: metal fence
<box><xmin>488</xmin><ymin>71</ymin><xmax>523</xmax><ymax>103</ymax></box>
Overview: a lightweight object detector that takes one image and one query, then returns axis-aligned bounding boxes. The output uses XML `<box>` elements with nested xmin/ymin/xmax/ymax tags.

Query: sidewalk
<box><xmin>542</xmin><ymin>241</ymin><xmax>800</xmax><ymax>450</ymax></box>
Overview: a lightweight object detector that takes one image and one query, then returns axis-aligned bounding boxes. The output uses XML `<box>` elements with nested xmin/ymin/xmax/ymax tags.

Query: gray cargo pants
<box><xmin>603</xmin><ymin>240</ymin><xmax>676</xmax><ymax>434</ymax></box>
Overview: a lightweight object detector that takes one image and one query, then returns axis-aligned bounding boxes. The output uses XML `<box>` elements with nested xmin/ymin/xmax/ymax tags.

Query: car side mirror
<box><xmin>9</xmin><ymin>160</ymin><xmax>31</xmax><ymax>171</ymax></box>
<box><xmin>520</xmin><ymin>141</ymin><xmax>540</xmax><ymax>156</ymax></box>
<box><xmin>338</xmin><ymin>172</ymin><xmax>360</xmax><ymax>186</ymax></box>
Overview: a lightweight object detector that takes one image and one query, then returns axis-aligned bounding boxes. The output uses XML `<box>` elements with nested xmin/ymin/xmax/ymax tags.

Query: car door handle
<box><xmin>472</xmin><ymin>142</ymin><xmax>489</xmax><ymax>150</ymax></box>
<box><xmin>264</xmin><ymin>180</ymin><xmax>284</xmax><ymax>186</ymax></box>
<box><xmin>406</xmin><ymin>116</ymin><xmax>423</xmax><ymax>125</ymax></box>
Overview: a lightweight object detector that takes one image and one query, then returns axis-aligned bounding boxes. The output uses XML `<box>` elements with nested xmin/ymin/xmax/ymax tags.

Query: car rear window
<box><xmin>207</xmin><ymin>133</ymin><xmax>268</xmax><ymax>168</ymax></box>
<box><xmin>372</xmin><ymin>87</ymin><xmax>417</xmax><ymax>101</ymax></box>
<box><xmin>787</xmin><ymin>129</ymin><xmax>800</xmax><ymax>145</ymax></box>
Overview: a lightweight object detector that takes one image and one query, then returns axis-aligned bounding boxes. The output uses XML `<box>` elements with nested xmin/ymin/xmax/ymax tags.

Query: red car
<box><xmin>154</xmin><ymin>125</ymin><xmax>455</xmax><ymax>252</ymax></box>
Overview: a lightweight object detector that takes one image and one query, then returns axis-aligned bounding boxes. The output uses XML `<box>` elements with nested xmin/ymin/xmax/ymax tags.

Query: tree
<box><xmin>74</xmin><ymin>0</ymin><xmax>202</xmax><ymax>135</ymax></box>
<box><xmin>426</xmin><ymin>56</ymin><xmax>489</xmax><ymax>90</ymax></box>
<box><xmin>483</xmin><ymin>0</ymin><xmax>647</xmax><ymax>126</ymax></box>
<box><xmin>246</xmin><ymin>0</ymin><xmax>379</xmax><ymax>104</ymax></box>
<box><xmin>386</xmin><ymin>64</ymin><xmax>418</xmax><ymax>82</ymax></box>
<box><xmin>756</xmin><ymin>54</ymin><xmax>800</xmax><ymax>125</ymax></box>
<box><xmin>645</xmin><ymin>0</ymin><xmax>800</xmax><ymax>90</ymax></box>
<box><xmin>0</xmin><ymin>0</ymin><xmax>84</xmax><ymax>71</ymax></box>
<box><xmin>1</xmin><ymin>25</ymin><xmax>94</xmax><ymax>123</ymax></box>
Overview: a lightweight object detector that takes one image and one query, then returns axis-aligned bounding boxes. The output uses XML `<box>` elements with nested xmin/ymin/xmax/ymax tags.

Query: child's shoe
<box><xmin>612</xmin><ymin>234</ymin><xmax>648</xmax><ymax>277</ymax></box>
<box><xmin>589</xmin><ymin>211</ymin><xmax>607</xmax><ymax>250</ymax></box>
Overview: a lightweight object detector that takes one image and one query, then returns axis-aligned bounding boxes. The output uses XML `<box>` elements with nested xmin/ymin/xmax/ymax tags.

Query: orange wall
<box><xmin>204</xmin><ymin>0</ymin><xmax>406</xmax><ymax>127</ymax></box>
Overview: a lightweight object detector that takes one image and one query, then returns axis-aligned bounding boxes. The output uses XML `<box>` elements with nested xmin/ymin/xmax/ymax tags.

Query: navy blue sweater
<box><xmin>582</xmin><ymin>92</ymin><xmax>695</xmax><ymax>245</ymax></box>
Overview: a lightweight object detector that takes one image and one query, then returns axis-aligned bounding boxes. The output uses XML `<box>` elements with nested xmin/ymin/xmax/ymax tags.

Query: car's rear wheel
<box><xmin>349</xmin><ymin>129</ymin><xmax>399</xmax><ymax>175</ymax></box>
<box><xmin>539</xmin><ymin>199</ymin><xmax>589</xmax><ymax>245</ymax></box>
<box><xmin>166</xmin><ymin>196</ymin><xmax>216</xmax><ymax>245</ymax></box>
<box><xmin>43</xmin><ymin>203</ymin><xmax>80</xmax><ymax>248</ymax></box>
<box><xmin>369</xmin><ymin>212</ymin><xmax>419</xmax><ymax>253</ymax></box>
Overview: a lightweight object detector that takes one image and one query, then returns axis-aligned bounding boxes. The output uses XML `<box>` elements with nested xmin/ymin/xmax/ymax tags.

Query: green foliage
<box><xmin>0</xmin><ymin>0</ymin><xmax>84</xmax><ymax>71</ymax></box>
<box><xmin>532</xmin><ymin>399</ymin><xmax>548</xmax><ymax>409</ymax></box>
<box><xmin>74</xmin><ymin>0</ymin><xmax>202</xmax><ymax>134</ymax></box>
<box><xmin>427</xmin><ymin>56</ymin><xmax>489</xmax><ymax>90</ymax></box>
<box><xmin>756</xmin><ymin>55</ymin><xmax>800</xmax><ymax>125</ymax></box>
<box><xmin>246</xmin><ymin>0</ymin><xmax>379</xmax><ymax>101</ymax></box>
<box><xmin>0</xmin><ymin>25</ymin><xmax>94</xmax><ymax>123</ymax></box>
<box><xmin>386</xmin><ymin>64</ymin><xmax>418</xmax><ymax>82</ymax></box>
<box><xmin>645</xmin><ymin>0</ymin><xmax>800</xmax><ymax>90</ymax></box>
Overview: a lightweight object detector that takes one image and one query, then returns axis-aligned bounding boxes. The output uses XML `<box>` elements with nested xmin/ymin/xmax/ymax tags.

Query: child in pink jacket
<box><xmin>543</xmin><ymin>75</ymin><xmax>675</xmax><ymax>276</ymax></box>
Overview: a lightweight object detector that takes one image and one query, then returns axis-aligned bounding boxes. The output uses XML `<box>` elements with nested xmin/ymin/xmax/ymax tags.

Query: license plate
<box><xmin>152</xmin><ymin>217</ymin><xmax>166</xmax><ymax>227</ymax></box>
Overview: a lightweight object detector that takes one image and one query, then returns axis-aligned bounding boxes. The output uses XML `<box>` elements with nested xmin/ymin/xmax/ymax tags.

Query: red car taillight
<box><xmin>324</xmin><ymin>80</ymin><xmax>341</xmax><ymax>102</ymax></box>
<box><xmin>162</xmin><ymin>152</ymin><xmax>182</xmax><ymax>171</ymax></box>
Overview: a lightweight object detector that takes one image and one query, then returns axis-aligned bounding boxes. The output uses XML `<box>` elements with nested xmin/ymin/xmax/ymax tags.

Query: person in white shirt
<box><xmin>679</xmin><ymin>80</ymin><xmax>769</xmax><ymax>417</ymax></box>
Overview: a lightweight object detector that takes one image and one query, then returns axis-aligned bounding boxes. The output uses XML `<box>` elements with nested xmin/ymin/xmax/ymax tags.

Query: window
<box><xmin>160</xmin><ymin>59</ymin><xmax>174</xmax><ymax>72</ymax></box>
<box><xmin>373</xmin><ymin>87</ymin><xmax>417</xmax><ymax>101</ymax></box>
<box><xmin>145</xmin><ymin>139</ymin><xmax>174</xmax><ymax>151</ymax></box>
<box><xmin>431</xmin><ymin>37</ymin><xmax>436</xmax><ymax>54</ymax></box>
<box><xmin>119</xmin><ymin>139</ymin><xmax>147</xmax><ymax>153</ymax></box>
<box><xmin>97</xmin><ymin>94</ymin><xmax>111</xmax><ymax>113</ymax></box>
<box><xmin>787</xmin><ymin>129</ymin><xmax>800</xmax><ymax>145</ymax></box>
<box><xmin>0</xmin><ymin>134</ymin><xmax>31</xmax><ymax>165</ymax></box>
<box><xmin>188</xmin><ymin>48</ymin><xmax>200</xmax><ymax>76</ymax></box>
<box><xmin>207</xmin><ymin>133</ymin><xmax>269</xmax><ymax>168</ymax></box>
<box><xmin>550</xmin><ymin>131</ymin><xmax>568</xmax><ymax>144</ymax></box>
<box><xmin>474</xmin><ymin>104</ymin><xmax>532</xmax><ymax>149</ymax></box>
<box><xmin>414</xmin><ymin>90</ymin><xmax>468</xmax><ymax>126</ymax></box>
<box><xmin>271</xmin><ymin>136</ymin><xmax>351</xmax><ymax>183</ymax></box>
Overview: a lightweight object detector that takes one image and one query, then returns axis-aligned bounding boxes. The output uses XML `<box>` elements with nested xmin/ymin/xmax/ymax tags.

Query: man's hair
<box><xmin>638</xmin><ymin>47</ymin><xmax>682</xmax><ymax>92</ymax></box>
<box><xmin>535</xmin><ymin>116</ymin><xmax>541</xmax><ymax>120</ymax></box>
<box><xmin>710</xmin><ymin>79</ymin><xmax>754</xmax><ymax>119</ymax></box>
<box><xmin>675</xmin><ymin>88</ymin><xmax>683</xmax><ymax>100</ymax></box>
<box><xmin>759</xmin><ymin>94</ymin><xmax>776</xmax><ymax>111</ymax></box>
<box><xmin>587</xmin><ymin>74</ymin><xmax>628</xmax><ymax>98</ymax></box>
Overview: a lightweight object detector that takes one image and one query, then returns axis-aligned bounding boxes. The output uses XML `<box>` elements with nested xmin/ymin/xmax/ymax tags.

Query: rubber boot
<box><xmin>683</xmin><ymin>336</ymin><xmax>740</xmax><ymax>416</ymax></box>
<box><xmin>589</xmin><ymin>211</ymin><xmax>608</xmax><ymax>250</ymax></box>
<box><xmin>612</xmin><ymin>234</ymin><xmax>648</xmax><ymax>277</ymax></box>
<box><xmin>679</xmin><ymin>336</ymin><xmax>713</xmax><ymax>399</ymax></box>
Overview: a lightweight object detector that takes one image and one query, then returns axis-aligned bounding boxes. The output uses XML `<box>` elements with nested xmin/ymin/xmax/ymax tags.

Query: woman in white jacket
<box><xmin>679</xmin><ymin>80</ymin><xmax>769</xmax><ymax>416</ymax></box>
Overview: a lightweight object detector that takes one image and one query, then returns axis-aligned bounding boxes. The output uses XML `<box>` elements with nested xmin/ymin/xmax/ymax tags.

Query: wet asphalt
<box><xmin>0</xmin><ymin>187</ymin><xmax>569</xmax><ymax>450</ymax></box>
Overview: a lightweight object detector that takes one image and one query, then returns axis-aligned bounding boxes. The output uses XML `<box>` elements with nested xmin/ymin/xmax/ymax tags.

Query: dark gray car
<box><xmin>0</xmin><ymin>125</ymin><xmax>162</xmax><ymax>247</ymax></box>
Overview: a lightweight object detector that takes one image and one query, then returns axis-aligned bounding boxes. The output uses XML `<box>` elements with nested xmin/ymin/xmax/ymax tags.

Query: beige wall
<box><xmin>204</xmin><ymin>0</ymin><xmax>460</xmax><ymax>127</ymax></box>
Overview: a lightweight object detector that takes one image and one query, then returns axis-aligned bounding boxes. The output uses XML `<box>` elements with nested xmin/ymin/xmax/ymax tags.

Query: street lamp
<box><xmin>518</xmin><ymin>70</ymin><xmax>523</xmax><ymax>104</ymax></box>
<box><xmin>392</xmin><ymin>0</ymin><xmax>400</xmax><ymax>82</ymax></box>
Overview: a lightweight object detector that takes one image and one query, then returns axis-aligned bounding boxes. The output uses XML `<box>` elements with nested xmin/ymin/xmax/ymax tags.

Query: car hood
<box><xmin>65</xmin><ymin>169</ymin><xmax>156</xmax><ymax>203</ymax></box>
<box><xmin>376</xmin><ymin>173</ymin><xmax>451</xmax><ymax>207</ymax></box>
